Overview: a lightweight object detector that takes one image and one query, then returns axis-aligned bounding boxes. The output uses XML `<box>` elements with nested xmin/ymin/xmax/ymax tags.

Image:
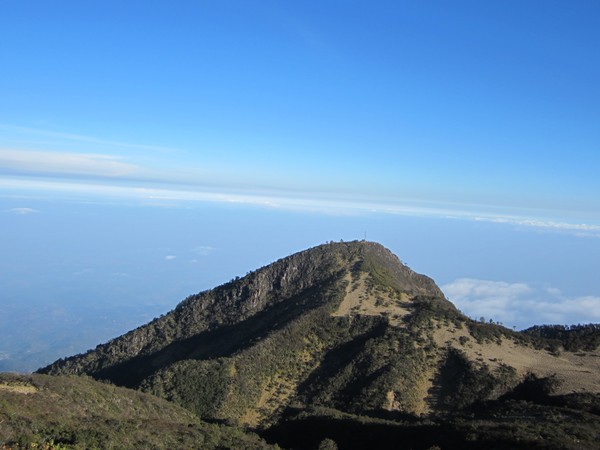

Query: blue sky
<box><xmin>2</xmin><ymin>0</ymin><xmax>599</xmax><ymax>217</ymax></box>
<box><xmin>1</xmin><ymin>1</ymin><xmax>600</xmax><ymax>371</ymax></box>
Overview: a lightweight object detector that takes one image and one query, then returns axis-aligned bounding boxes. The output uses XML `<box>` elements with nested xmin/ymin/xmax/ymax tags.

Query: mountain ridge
<box><xmin>35</xmin><ymin>240</ymin><xmax>600</xmax><ymax>448</ymax></box>
<box><xmin>39</xmin><ymin>241</ymin><xmax>443</xmax><ymax>378</ymax></box>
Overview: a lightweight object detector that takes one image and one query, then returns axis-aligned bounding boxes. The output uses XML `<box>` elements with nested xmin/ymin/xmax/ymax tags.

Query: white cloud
<box><xmin>72</xmin><ymin>268</ymin><xmax>94</xmax><ymax>276</ymax></box>
<box><xmin>474</xmin><ymin>216</ymin><xmax>600</xmax><ymax>235</ymax></box>
<box><xmin>0</xmin><ymin>124</ymin><xmax>178</xmax><ymax>153</ymax></box>
<box><xmin>443</xmin><ymin>278</ymin><xmax>532</xmax><ymax>299</ymax></box>
<box><xmin>193</xmin><ymin>246</ymin><xmax>214</xmax><ymax>256</ymax></box>
<box><xmin>442</xmin><ymin>278</ymin><xmax>600</xmax><ymax>329</ymax></box>
<box><xmin>0</xmin><ymin>173</ymin><xmax>599</xmax><ymax>241</ymax></box>
<box><xmin>6</xmin><ymin>207</ymin><xmax>38</xmax><ymax>215</ymax></box>
<box><xmin>165</xmin><ymin>255</ymin><xmax>177</xmax><ymax>261</ymax></box>
<box><xmin>0</xmin><ymin>149</ymin><xmax>138</xmax><ymax>178</ymax></box>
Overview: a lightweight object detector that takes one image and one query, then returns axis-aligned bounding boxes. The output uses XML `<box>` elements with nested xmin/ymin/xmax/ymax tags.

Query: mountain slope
<box><xmin>0</xmin><ymin>372</ymin><xmax>274</xmax><ymax>449</ymax></box>
<box><xmin>39</xmin><ymin>241</ymin><xmax>600</xmax><ymax>432</ymax></box>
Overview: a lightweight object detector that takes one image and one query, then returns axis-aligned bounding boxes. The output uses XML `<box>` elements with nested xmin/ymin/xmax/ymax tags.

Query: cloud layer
<box><xmin>1</xmin><ymin>142</ymin><xmax>599</xmax><ymax>241</ymax></box>
<box><xmin>0</xmin><ymin>149</ymin><xmax>138</xmax><ymax>178</ymax></box>
<box><xmin>475</xmin><ymin>216</ymin><xmax>600</xmax><ymax>235</ymax></box>
<box><xmin>442</xmin><ymin>278</ymin><xmax>600</xmax><ymax>329</ymax></box>
<box><xmin>6</xmin><ymin>207</ymin><xmax>38</xmax><ymax>215</ymax></box>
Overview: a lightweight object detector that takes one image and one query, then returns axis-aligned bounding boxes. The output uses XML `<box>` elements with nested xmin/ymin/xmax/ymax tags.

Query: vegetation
<box><xmin>523</xmin><ymin>324</ymin><xmax>600</xmax><ymax>351</ymax></box>
<box><xmin>434</xmin><ymin>349</ymin><xmax>518</xmax><ymax>410</ymax></box>
<box><xmin>405</xmin><ymin>295</ymin><xmax>464</xmax><ymax>329</ymax></box>
<box><xmin>0</xmin><ymin>373</ymin><xmax>275</xmax><ymax>449</ymax></box>
<box><xmin>263</xmin><ymin>398</ymin><xmax>600</xmax><ymax>450</ymax></box>
<box><xmin>27</xmin><ymin>241</ymin><xmax>600</xmax><ymax>449</ymax></box>
<box><xmin>39</xmin><ymin>241</ymin><xmax>449</xmax><ymax>425</ymax></box>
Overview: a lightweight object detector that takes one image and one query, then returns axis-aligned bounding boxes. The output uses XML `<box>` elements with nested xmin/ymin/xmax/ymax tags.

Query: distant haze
<box><xmin>2</xmin><ymin>197</ymin><xmax>600</xmax><ymax>372</ymax></box>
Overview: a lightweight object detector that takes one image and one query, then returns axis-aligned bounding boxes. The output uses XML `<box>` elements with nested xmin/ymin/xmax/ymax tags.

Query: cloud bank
<box><xmin>1</xmin><ymin>137</ymin><xmax>599</xmax><ymax>240</ymax></box>
<box><xmin>442</xmin><ymin>278</ymin><xmax>600</xmax><ymax>329</ymax></box>
<box><xmin>1</xmin><ymin>174</ymin><xmax>599</xmax><ymax>240</ymax></box>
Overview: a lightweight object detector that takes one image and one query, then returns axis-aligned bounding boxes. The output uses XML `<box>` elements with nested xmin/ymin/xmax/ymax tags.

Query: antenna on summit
<box><xmin>363</xmin><ymin>231</ymin><xmax>367</xmax><ymax>241</ymax></box>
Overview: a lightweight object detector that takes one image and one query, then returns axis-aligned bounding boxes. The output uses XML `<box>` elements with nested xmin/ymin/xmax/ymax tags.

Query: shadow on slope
<box><xmin>296</xmin><ymin>319</ymin><xmax>388</xmax><ymax>407</ymax></box>
<box><xmin>93</xmin><ymin>278</ymin><xmax>340</xmax><ymax>387</ymax></box>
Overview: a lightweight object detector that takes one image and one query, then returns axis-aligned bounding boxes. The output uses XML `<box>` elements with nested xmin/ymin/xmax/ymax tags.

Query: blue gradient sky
<box><xmin>1</xmin><ymin>1</ymin><xmax>600</xmax><ymax>371</ymax></box>
<box><xmin>2</xmin><ymin>1</ymin><xmax>599</xmax><ymax>219</ymax></box>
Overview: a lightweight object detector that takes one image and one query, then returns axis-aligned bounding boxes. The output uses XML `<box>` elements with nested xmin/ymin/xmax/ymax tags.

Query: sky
<box><xmin>1</xmin><ymin>1</ymin><xmax>600</xmax><ymax>372</ymax></box>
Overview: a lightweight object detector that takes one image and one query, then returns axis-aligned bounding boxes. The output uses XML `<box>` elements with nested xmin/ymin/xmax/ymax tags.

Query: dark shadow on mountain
<box><xmin>93</xmin><ymin>278</ymin><xmax>340</xmax><ymax>387</ymax></box>
<box><xmin>263</xmin><ymin>415</ymin><xmax>471</xmax><ymax>450</ymax></box>
<box><xmin>296</xmin><ymin>319</ymin><xmax>388</xmax><ymax>405</ymax></box>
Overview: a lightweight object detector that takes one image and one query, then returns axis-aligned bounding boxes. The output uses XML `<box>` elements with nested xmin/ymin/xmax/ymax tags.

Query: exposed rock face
<box><xmin>38</xmin><ymin>241</ymin><xmax>600</xmax><ymax>429</ymax></box>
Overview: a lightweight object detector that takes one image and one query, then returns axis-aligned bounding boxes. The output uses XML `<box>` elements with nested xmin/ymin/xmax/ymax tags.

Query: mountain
<box><xmin>0</xmin><ymin>372</ymin><xmax>274</xmax><ymax>449</ymax></box>
<box><xmin>37</xmin><ymin>241</ymin><xmax>600</xmax><ymax>449</ymax></box>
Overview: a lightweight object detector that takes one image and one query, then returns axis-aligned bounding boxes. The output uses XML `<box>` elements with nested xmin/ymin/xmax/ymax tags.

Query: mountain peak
<box><xmin>261</xmin><ymin>239</ymin><xmax>444</xmax><ymax>299</ymax></box>
<box><xmin>38</xmin><ymin>241</ymin><xmax>600</xmax><ymax>431</ymax></box>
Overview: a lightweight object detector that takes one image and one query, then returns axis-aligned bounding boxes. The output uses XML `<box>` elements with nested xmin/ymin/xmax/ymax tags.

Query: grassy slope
<box><xmin>0</xmin><ymin>373</ymin><xmax>274</xmax><ymax>450</ymax></box>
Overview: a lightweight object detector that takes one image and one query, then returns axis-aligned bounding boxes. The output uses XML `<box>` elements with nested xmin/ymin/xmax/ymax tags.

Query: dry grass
<box><xmin>332</xmin><ymin>273</ymin><xmax>411</xmax><ymax>326</ymax></box>
<box><xmin>0</xmin><ymin>382</ymin><xmax>38</xmax><ymax>395</ymax></box>
<box><xmin>432</xmin><ymin>324</ymin><xmax>600</xmax><ymax>395</ymax></box>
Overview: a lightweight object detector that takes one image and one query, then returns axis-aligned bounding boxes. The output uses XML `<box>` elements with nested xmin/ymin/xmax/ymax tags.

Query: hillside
<box><xmin>38</xmin><ymin>241</ymin><xmax>451</xmax><ymax>423</ymax></box>
<box><xmin>37</xmin><ymin>241</ymin><xmax>600</xmax><ymax>448</ymax></box>
<box><xmin>0</xmin><ymin>373</ymin><xmax>274</xmax><ymax>449</ymax></box>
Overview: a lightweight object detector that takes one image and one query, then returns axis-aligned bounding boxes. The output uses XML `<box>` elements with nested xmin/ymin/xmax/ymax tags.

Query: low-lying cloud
<box><xmin>6</xmin><ymin>207</ymin><xmax>38</xmax><ymax>215</ymax></box>
<box><xmin>0</xmin><ymin>149</ymin><xmax>138</xmax><ymax>178</ymax></box>
<box><xmin>475</xmin><ymin>216</ymin><xmax>600</xmax><ymax>235</ymax></box>
<box><xmin>442</xmin><ymin>278</ymin><xmax>600</xmax><ymax>329</ymax></box>
<box><xmin>1</xmin><ymin>166</ymin><xmax>599</xmax><ymax>240</ymax></box>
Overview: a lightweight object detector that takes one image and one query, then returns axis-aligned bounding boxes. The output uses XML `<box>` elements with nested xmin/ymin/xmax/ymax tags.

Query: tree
<box><xmin>318</xmin><ymin>438</ymin><xmax>338</xmax><ymax>450</ymax></box>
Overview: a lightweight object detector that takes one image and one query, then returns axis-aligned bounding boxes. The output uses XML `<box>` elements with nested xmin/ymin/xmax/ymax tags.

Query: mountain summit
<box><xmin>39</xmin><ymin>241</ymin><xmax>600</xmax><ymax>439</ymax></box>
